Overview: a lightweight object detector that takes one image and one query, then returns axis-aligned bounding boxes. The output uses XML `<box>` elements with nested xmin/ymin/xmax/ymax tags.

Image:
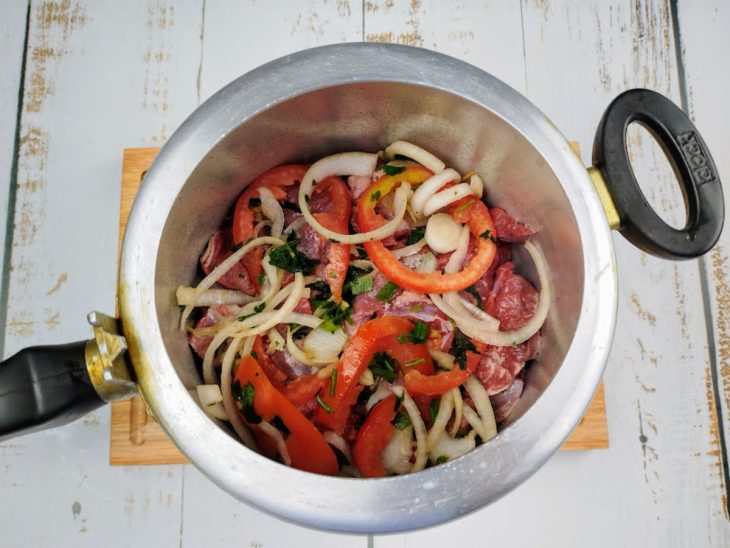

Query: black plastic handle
<box><xmin>0</xmin><ymin>341</ymin><xmax>104</xmax><ymax>441</ymax></box>
<box><xmin>593</xmin><ymin>88</ymin><xmax>724</xmax><ymax>259</ymax></box>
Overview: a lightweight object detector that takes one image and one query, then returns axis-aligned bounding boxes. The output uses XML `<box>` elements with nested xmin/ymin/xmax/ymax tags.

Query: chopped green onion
<box><xmin>329</xmin><ymin>368</ymin><xmax>337</xmax><ymax>397</ymax></box>
<box><xmin>429</xmin><ymin>398</ymin><xmax>440</xmax><ymax>423</ymax></box>
<box><xmin>371</xmin><ymin>189</ymin><xmax>382</xmax><ymax>202</ymax></box>
<box><xmin>455</xmin><ymin>199</ymin><xmax>475</xmax><ymax>213</ymax></box>
<box><xmin>375</xmin><ymin>281</ymin><xmax>399</xmax><ymax>303</ymax></box>
<box><xmin>405</xmin><ymin>227</ymin><xmax>426</xmax><ymax>245</ymax></box>
<box><xmin>350</xmin><ymin>276</ymin><xmax>373</xmax><ymax>295</ymax></box>
<box><xmin>403</xmin><ymin>358</ymin><xmax>425</xmax><ymax>367</ymax></box>
<box><xmin>396</xmin><ymin>321</ymin><xmax>429</xmax><ymax>344</ymax></box>
<box><xmin>391</xmin><ymin>410</ymin><xmax>412</xmax><ymax>430</ymax></box>
<box><xmin>434</xmin><ymin>455</ymin><xmax>449</xmax><ymax>465</ymax></box>
<box><xmin>382</xmin><ymin>164</ymin><xmax>406</xmax><ymax>176</ymax></box>
<box><xmin>316</xmin><ymin>394</ymin><xmax>333</xmax><ymax>414</ymax></box>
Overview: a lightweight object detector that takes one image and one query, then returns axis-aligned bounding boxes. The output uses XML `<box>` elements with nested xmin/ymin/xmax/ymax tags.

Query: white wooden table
<box><xmin>0</xmin><ymin>1</ymin><xmax>728</xmax><ymax>546</ymax></box>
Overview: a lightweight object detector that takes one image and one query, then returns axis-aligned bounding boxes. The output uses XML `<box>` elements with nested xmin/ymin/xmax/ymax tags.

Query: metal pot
<box><xmin>0</xmin><ymin>43</ymin><xmax>723</xmax><ymax>533</ymax></box>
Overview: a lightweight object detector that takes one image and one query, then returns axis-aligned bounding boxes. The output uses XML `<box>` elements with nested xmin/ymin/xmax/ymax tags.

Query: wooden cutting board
<box><xmin>110</xmin><ymin>146</ymin><xmax>609</xmax><ymax>466</ymax></box>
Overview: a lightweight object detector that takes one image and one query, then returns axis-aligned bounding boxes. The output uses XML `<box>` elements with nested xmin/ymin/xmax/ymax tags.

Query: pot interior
<box><xmin>154</xmin><ymin>81</ymin><xmax>584</xmax><ymax>437</ymax></box>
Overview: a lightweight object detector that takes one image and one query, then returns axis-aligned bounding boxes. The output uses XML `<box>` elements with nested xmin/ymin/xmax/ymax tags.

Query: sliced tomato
<box><xmin>252</xmin><ymin>336</ymin><xmax>287</xmax><ymax>389</ymax></box>
<box><xmin>233</xmin><ymin>355</ymin><xmax>338</xmax><ymax>475</ymax></box>
<box><xmin>232</xmin><ymin>164</ymin><xmax>309</xmax><ymax>291</ymax></box>
<box><xmin>353</xmin><ymin>394</ymin><xmax>397</xmax><ymax>478</ymax></box>
<box><xmin>281</xmin><ymin>371</ymin><xmax>328</xmax><ymax>408</ymax></box>
<box><xmin>404</xmin><ymin>351</ymin><xmax>480</xmax><ymax>396</ymax></box>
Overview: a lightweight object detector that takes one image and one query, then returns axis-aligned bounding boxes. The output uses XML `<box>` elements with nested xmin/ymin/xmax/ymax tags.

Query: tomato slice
<box><xmin>233</xmin><ymin>355</ymin><xmax>338</xmax><ymax>475</ymax></box>
<box><xmin>232</xmin><ymin>164</ymin><xmax>309</xmax><ymax>290</ymax></box>
<box><xmin>353</xmin><ymin>394</ymin><xmax>397</xmax><ymax>478</ymax></box>
<box><xmin>404</xmin><ymin>351</ymin><xmax>480</xmax><ymax>396</ymax></box>
<box><xmin>357</xmin><ymin>169</ymin><xmax>498</xmax><ymax>294</ymax></box>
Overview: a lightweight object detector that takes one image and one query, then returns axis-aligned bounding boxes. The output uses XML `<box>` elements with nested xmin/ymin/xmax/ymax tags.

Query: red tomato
<box><xmin>353</xmin><ymin>395</ymin><xmax>397</xmax><ymax>478</ymax></box>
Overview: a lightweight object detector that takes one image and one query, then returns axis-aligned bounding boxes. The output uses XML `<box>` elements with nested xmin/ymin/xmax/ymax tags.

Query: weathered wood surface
<box><xmin>0</xmin><ymin>1</ymin><xmax>727</xmax><ymax>547</ymax></box>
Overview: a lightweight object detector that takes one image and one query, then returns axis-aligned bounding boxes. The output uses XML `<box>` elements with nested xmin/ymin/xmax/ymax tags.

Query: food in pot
<box><xmin>178</xmin><ymin>141</ymin><xmax>551</xmax><ymax>477</ymax></box>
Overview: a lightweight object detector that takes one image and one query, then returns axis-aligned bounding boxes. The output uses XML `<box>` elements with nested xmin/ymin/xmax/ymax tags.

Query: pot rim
<box><xmin>119</xmin><ymin>42</ymin><xmax>617</xmax><ymax>533</ymax></box>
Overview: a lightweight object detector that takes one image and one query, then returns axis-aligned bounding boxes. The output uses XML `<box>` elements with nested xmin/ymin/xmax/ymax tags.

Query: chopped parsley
<box><xmin>382</xmin><ymin>164</ymin><xmax>406</xmax><ymax>176</ymax></box>
<box><xmin>342</xmin><ymin>265</ymin><xmax>373</xmax><ymax>300</ymax></box>
<box><xmin>429</xmin><ymin>398</ymin><xmax>440</xmax><ymax>423</ymax></box>
<box><xmin>480</xmin><ymin>229</ymin><xmax>497</xmax><ymax>243</ymax></box>
<box><xmin>268</xmin><ymin>231</ymin><xmax>319</xmax><ymax>274</ymax></box>
<box><xmin>434</xmin><ymin>455</ymin><xmax>449</xmax><ymax>465</ymax></box>
<box><xmin>230</xmin><ymin>242</ymin><xmax>243</xmax><ymax>252</ymax></box>
<box><xmin>391</xmin><ymin>410</ymin><xmax>412</xmax><ymax>430</ymax></box>
<box><xmin>355</xmin><ymin>246</ymin><xmax>368</xmax><ymax>259</ymax></box>
<box><xmin>329</xmin><ymin>368</ymin><xmax>337</xmax><ymax>397</ymax></box>
<box><xmin>396</xmin><ymin>321</ymin><xmax>429</xmax><ymax>344</ymax></box>
<box><xmin>370</xmin><ymin>189</ymin><xmax>382</xmax><ymax>202</ymax></box>
<box><xmin>315</xmin><ymin>299</ymin><xmax>353</xmax><ymax>333</ymax></box>
<box><xmin>237</xmin><ymin>302</ymin><xmax>265</xmax><ymax>321</ymax></box>
<box><xmin>257</xmin><ymin>270</ymin><xmax>267</xmax><ymax>287</ymax></box>
<box><xmin>315</xmin><ymin>394</ymin><xmax>333</xmax><ymax>414</ymax></box>
<box><xmin>250</xmin><ymin>350</ymin><xmax>258</xmax><ymax>360</ymax></box>
<box><xmin>281</xmin><ymin>201</ymin><xmax>301</xmax><ymax>213</ymax></box>
<box><xmin>369</xmin><ymin>352</ymin><xmax>398</xmax><ymax>382</ymax></box>
<box><xmin>465</xmin><ymin>285</ymin><xmax>482</xmax><ymax>308</ymax></box>
<box><xmin>248</xmin><ymin>197</ymin><xmax>261</xmax><ymax>208</ymax></box>
<box><xmin>349</xmin><ymin>276</ymin><xmax>373</xmax><ymax>295</ymax></box>
<box><xmin>452</xmin><ymin>329</ymin><xmax>476</xmax><ymax>370</ymax></box>
<box><xmin>405</xmin><ymin>227</ymin><xmax>426</xmax><ymax>245</ymax></box>
<box><xmin>270</xmin><ymin>415</ymin><xmax>290</xmax><ymax>436</ymax></box>
<box><xmin>232</xmin><ymin>381</ymin><xmax>260</xmax><ymax>424</ymax></box>
<box><xmin>375</xmin><ymin>281</ymin><xmax>399</xmax><ymax>303</ymax></box>
<box><xmin>393</xmin><ymin>392</ymin><xmax>404</xmax><ymax>411</ymax></box>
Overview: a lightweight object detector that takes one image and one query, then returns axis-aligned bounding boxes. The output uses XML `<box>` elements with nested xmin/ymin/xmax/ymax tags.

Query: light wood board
<box><xmin>110</xmin><ymin>145</ymin><xmax>609</xmax><ymax>465</ymax></box>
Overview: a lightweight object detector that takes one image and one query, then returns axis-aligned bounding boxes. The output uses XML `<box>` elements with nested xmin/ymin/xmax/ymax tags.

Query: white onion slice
<box><xmin>258</xmin><ymin>187</ymin><xmax>284</xmax><ymax>238</ymax></box>
<box><xmin>382</xmin><ymin>425</ymin><xmax>414</xmax><ymax>475</ymax></box>
<box><xmin>385</xmin><ymin>140</ymin><xmax>446</xmax><ymax>174</ymax></box>
<box><xmin>176</xmin><ymin>286</ymin><xmax>256</xmax><ymax>307</ymax></box>
<box><xmin>462</xmin><ymin>404</ymin><xmax>488</xmax><ymax>440</ymax></box>
<box><xmin>410</xmin><ymin>168</ymin><xmax>461</xmax><ymax>218</ymax></box>
<box><xmin>465</xmin><ymin>375</ymin><xmax>498</xmax><ymax>442</ymax></box>
<box><xmin>390</xmin><ymin>238</ymin><xmax>427</xmax><ymax>258</ymax></box>
<box><xmin>431</xmin><ymin>292</ymin><xmax>500</xmax><ymax>339</ymax></box>
<box><xmin>219</xmin><ymin>336</ymin><xmax>257</xmax><ymax>449</ymax></box>
<box><xmin>416</xmin><ymin>252</ymin><xmax>437</xmax><ymax>274</ymax></box>
<box><xmin>300</xmin><ymin>327</ymin><xmax>348</xmax><ymax>366</ymax></box>
<box><xmin>365</xmin><ymin>382</ymin><xmax>393</xmax><ymax>412</ymax></box>
<box><xmin>469</xmin><ymin>173</ymin><xmax>484</xmax><ymax>199</ymax></box>
<box><xmin>180</xmin><ymin>235</ymin><xmax>284</xmax><ymax>329</ymax></box>
<box><xmin>444</xmin><ymin>225</ymin><xmax>470</xmax><ymax>274</ymax></box>
<box><xmin>425</xmin><ymin>213</ymin><xmax>462</xmax><ymax>254</ymax></box>
<box><xmin>266</xmin><ymin>327</ymin><xmax>285</xmax><ymax>353</ymax></box>
<box><xmin>426</xmin><ymin>390</ymin><xmax>454</xmax><ymax>452</ymax></box>
<box><xmin>195</xmin><ymin>384</ymin><xmax>228</xmax><ymax>420</ymax></box>
<box><xmin>286</xmin><ymin>328</ymin><xmax>332</xmax><ymax>367</ymax></box>
<box><xmin>359</xmin><ymin>368</ymin><xmax>375</xmax><ymax>386</ymax></box>
<box><xmin>259</xmin><ymin>420</ymin><xmax>292</xmax><ymax>466</ymax></box>
<box><xmin>449</xmin><ymin>387</ymin><xmax>463</xmax><ymax>437</ymax></box>
<box><xmin>324</xmin><ymin>431</ymin><xmax>352</xmax><ymax>463</ymax></box>
<box><xmin>253</xmin><ymin>220</ymin><xmax>272</xmax><ymax>237</ymax></box>
<box><xmin>390</xmin><ymin>386</ymin><xmax>428</xmax><ymax>472</ymax></box>
<box><xmin>299</xmin><ymin>152</ymin><xmax>416</xmax><ymax>245</ymax></box>
<box><xmin>428</xmin><ymin>430</ymin><xmax>477</xmax><ymax>464</ymax></box>
<box><xmin>423</xmin><ymin>183</ymin><xmax>475</xmax><ymax>217</ymax></box>
<box><xmin>428</xmin><ymin>347</ymin><xmax>455</xmax><ymax>370</ymax></box>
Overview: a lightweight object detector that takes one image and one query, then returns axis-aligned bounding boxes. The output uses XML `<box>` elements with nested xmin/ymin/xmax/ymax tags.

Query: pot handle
<box><xmin>592</xmin><ymin>88</ymin><xmax>724</xmax><ymax>259</ymax></box>
<box><xmin>0</xmin><ymin>312</ymin><xmax>136</xmax><ymax>441</ymax></box>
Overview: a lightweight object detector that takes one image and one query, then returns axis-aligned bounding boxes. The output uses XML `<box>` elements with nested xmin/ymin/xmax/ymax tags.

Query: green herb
<box><xmin>396</xmin><ymin>321</ymin><xmax>429</xmax><ymax>344</ymax></box>
<box><xmin>393</xmin><ymin>392</ymin><xmax>404</xmax><ymax>411</ymax></box>
<box><xmin>232</xmin><ymin>381</ymin><xmax>261</xmax><ymax>424</ymax></box>
<box><xmin>304</xmin><ymin>195</ymin><xmax>310</xmax><ymax>203</ymax></box>
<box><xmin>268</xmin><ymin>231</ymin><xmax>319</xmax><ymax>274</ymax></box>
<box><xmin>409</xmin><ymin>303</ymin><xmax>424</xmax><ymax>313</ymax></box>
<box><xmin>250</xmin><ymin>350</ymin><xmax>258</xmax><ymax>360</ymax></box>
<box><xmin>391</xmin><ymin>410</ymin><xmax>412</xmax><ymax>430</ymax></box>
<box><xmin>382</xmin><ymin>164</ymin><xmax>406</xmax><ymax>176</ymax></box>
<box><xmin>237</xmin><ymin>302</ymin><xmax>265</xmax><ymax>321</ymax></box>
<box><xmin>270</xmin><ymin>415</ymin><xmax>290</xmax><ymax>436</ymax></box>
<box><xmin>355</xmin><ymin>247</ymin><xmax>368</xmax><ymax>259</ymax></box>
<box><xmin>371</xmin><ymin>189</ymin><xmax>382</xmax><ymax>202</ymax></box>
<box><xmin>329</xmin><ymin>368</ymin><xmax>338</xmax><ymax>397</ymax></box>
<box><xmin>281</xmin><ymin>201</ymin><xmax>301</xmax><ymax>213</ymax></box>
<box><xmin>405</xmin><ymin>227</ymin><xmax>426</xmax><ymax>245</ymax></box>
<box><xmin>452</xmin><ymin>329</ymin><xmax>476</xmax><ymax>370</ymax></box>
<box><xmin>316</xmin><ymin>394</ymin><xmax>333</xmax><ymax>414</ymax></box>
<box><xmin>316</xmin><ymin>299</ymin><xmax>353</xmax><ymax>333</ymax></box>
<box><xmin>455</xmin><ymin>199</ymin><xmax>475</xmax><ymax>213</ymax></box>
<box><xmin>429</xmin><ymin>398</ymin><xmax>440</xmax><ymax>423</ymax></box>
<box><xmin>465</xmin><ymin>285</ymin><xmax>482</xmax><ymax>308</ymax></box>
<box><xmin>480</xmin><ymin>229</ymin><xmax>497</xmax><ymax>243</ymax></box>
<box><xmin>403</xmin><ymin>357</ymin><xmax>425</xmax><ymax>367</ymax></box>
<box><xmin>312</xmin><ymin>179</ymin><xmax>317</xmax><ymax>186</ymax></box>
<box><xmin>257</xmin><ymin>270</ymin><xmax>267</xmax><ymax>287</ymax></box>
<box><xmin>375</xmin><ymin>281</ymin><xmax>399</xmax><ymax>303</ymax></box>
<box><xmin>369</xmin><ymin>352</ymin><xmax>398</xmax><ymax>382</ymax></box>
<box><xmin>349</xmin><ymin>276</ymin><xmax>373</xmax><ymax>295</ymax></box>
<box><xmin>248</xmin><ymin>197</ymin><xmax>261</xmax><ymax>208</ymax></box>
<box><xmin>230</xmin><ymin>242</ymin><xmax>243</xmax><ymax>252</ymax></box>
<box><xmin>434</xmin><ymin>455</ymin><xmax>449</xmax><ymax>465</ymax></box>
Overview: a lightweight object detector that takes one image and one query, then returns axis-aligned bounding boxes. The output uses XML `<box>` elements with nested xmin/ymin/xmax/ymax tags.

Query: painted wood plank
<box><xmin>0</xmin><ymin>1</ymin><xmax>204</xmax><ymax>546</ymax></box>
<box><xmin>676</xmin><ymin>0</ymin><xmax>730</xmax><ymax>522</ymax></box>
<box><xmin>374</xmin><ymin>0</ymin><xmax>729</xmax><ymax>546</ymax></box>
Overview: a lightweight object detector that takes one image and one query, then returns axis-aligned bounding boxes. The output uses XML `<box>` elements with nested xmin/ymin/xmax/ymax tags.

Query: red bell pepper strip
<box><xmin>311</xmin><ymin>176</ymin><xmax>352</xmax><ymax>302</ymax></box>
<box><xmin>232</xmin><ymin>164</ymin><xmax>309</xmax><ymax>291</ymax></box>
<box><xmin>352</xmin><ymin>394</ymin><xmax>397</xmax><ymax>478</ymax></box>
<box><xmin>357</xmin><ymin>170</ymin><xmax>498</xmax><ymax>294</ymax></box>
<box><xmin>281</xmin><ymin>371</ymin><xmax>329</xmax><ymax>409</ymax></box>
<box><xmin>233</xmin><ymin>355</ymin><xmax>338</xmax><ymax>475</ymax></box>
<box><xmin>404</xmin><ymin>351</ymin><xmax>480</xmax><ymax>396</ymax></box>
<box><xmin>317</xmin><ymin>317</ymin><xmax>433</xmax><ymax>433</ymax></box>
<box><xmin>252</xmin><ymin>336</ymin><xmax>287</xmax><ymax>389</ymax></box>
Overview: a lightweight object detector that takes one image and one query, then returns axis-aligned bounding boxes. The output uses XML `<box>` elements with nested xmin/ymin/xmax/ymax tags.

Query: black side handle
<box><xmin>0</xmin><ymin>341</ymin><xmax>105</xmax><ymax>442</ymax></box>
<box><xmin>593</xmin><ymin>88</ymin><xmax>724</xmax><ymax>259</ymax></box>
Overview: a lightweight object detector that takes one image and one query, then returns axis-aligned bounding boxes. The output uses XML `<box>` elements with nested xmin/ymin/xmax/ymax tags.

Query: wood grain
<box><xmin>110</xmin><ymin>144</ymin><xmax>608</xmax><ymax>465</ymax></box>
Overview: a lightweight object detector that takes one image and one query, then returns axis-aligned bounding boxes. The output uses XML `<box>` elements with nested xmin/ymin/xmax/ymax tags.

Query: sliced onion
<box><xmin>462</xmin><ymin>404</ymin><xmax>488</xmax><ymax>440</ymax></box>
<box><xmin>416</xmin><ymin>252</ymin><xmax>437</xmax><ymax>274</ymax></box>
<box><xmin>425</xmin><ymin>213</ymin><xmax>462</xmax><ymax>254</ymax></box>
<box><xmin>382</xmin><ymin>425</ymin><xmax>414</xmax><ymax>475</ymax></box>
<box><xmin>259</xmin><ymin>420</ymin><xmax>291</xmax><ymax>466</ymax></box>
<box><xmin>390</xmin><ymin>238</ymin><xmax>426</xmax><ymax>258</ymax></box>
<box><xmin>469</xmin><ymin>173</ymin><xmax>484</xmax><ymax>199</ymax></box>
<box><xmin>219</xmin><ymin>336</ymin><xmax>257</xmax><ymax>449</ymax></box>
<box><xmin>241</xmin><ymin>335</ymin><xmax>255</xmax><ymax>356</ymax></box>
<box><xmin>324</xmin><ymin>431</ymin><xmax>352</xmax><ymax>463</ymax></box>
<box><xmin>299</xmin><ymin>152</ymin><xmax>416</xmax><ymax>245</ymax></box>
<box><xmin>458</xmin><ymin>296</ymin><xmax>497</xmax><ymax>323</ymax></box>
<box><xmin>428</xmin><ymin>347</ymin><xmax>455</xmax><ymax>370</ymax></box>
<box><xmin>385</xmin><ymin>141</ymin><xmax>445</xmax><ymax>174</ymax></box>
<box><xmin>180</xmin><ymin>235</ymin><xmax>284</xmax><ymax>328</ymax></box>
<box><xmin>176</xmin><ymin>286</ymin><xmax>256</xmax><ymax>307</ymax></box>
<box><xmin>258</xmin><ymin>187</ymin><xmax>284</xmax><ymax>238</ymax></box>
<box><xmin>300</xmin><ymin>328</ymin><xmax>348</xmax><ymax>366</ymax></box>
<box><xmin>410</xmin><ymin>168</ymin><xmax>461</xmax><ymax>218</ymax></box>
<box><xmin>253</xmin><ymin>220</ymin><xmax>272</xmax><ymax>237</ymax></box>
<box><xmin>195</xmin><ymin>384</ymin><xmax>228</xmax><ymax>420</ymax></box>
<box><xmin>443</xmin><ymin>291</ymin><xmax>500</xmax><ymax>331</ymax></box>
<box><xmin>286</xmin><ymin>328</ymin><xmax>332</xmax><ymax>367</ymax></box>
<box><xmin>449</xmin><ymin>387</ymin><xmax>463</xmax><ymax>437</ymax></box>
<box><xmin>423</xmin><ymin>183</ymin><xmax>475</xmax><ymax>217</ymax></box>
<box><xmin>431</xmin><ymin>292</ymin><xmax>500</xmax><ymax>338</ymax></box>
<box><xmin>444</xmin><ymin>225</ymin><xmax>470</xmax><ymax>274</ymax></box>
<box><xmin>465</xmin><ymin>375</ymin><xmax>497</xmax><ymax>442</ymax></box>
<box><xmin>427</xmin><ymin>390</ymin><xmax>454</xmax><ymax>451</ymax></box>
<box><xmin>236</xmin><ymin>254</ymin><xmax>284</xmax><ymax>317</ymax></box>
<box><xmin>390</xmin><ymin>386</ymin><xmax>428</xmax><ymax>472</ymax></box>
<box><xmin>266</xmin><ymin>327</ymin><xmax>285</xmax><ymax>353</ymax></box>
<box><xmin>366</xmin><ymin>382</ymin><xmax>393</xmax><ymax>412</ymax></box>
<box><xmin>428</xmin><ymin>430</ymin><xmax>477</xmax><ymax>464</ymax></box>
<box><xmin>359</xmin><ymin>368</ymin><xmax>375</xmax><ymax>386</ymax></box>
